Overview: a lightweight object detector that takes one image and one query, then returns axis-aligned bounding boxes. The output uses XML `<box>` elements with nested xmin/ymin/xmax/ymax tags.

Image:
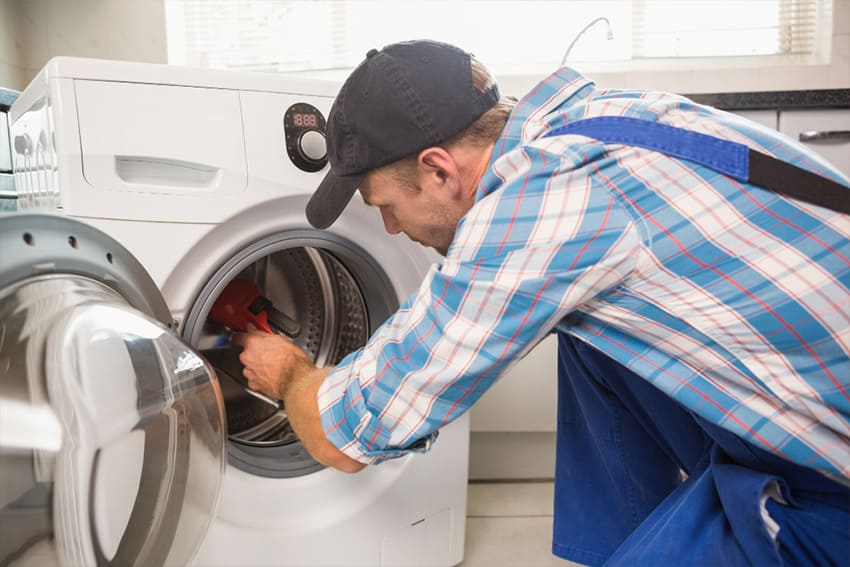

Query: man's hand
<box><xmin>231</xmin><ymin>330</ymin><xmax>315</xmax><ymax>400</ymax></box>
<box><xmin>230</xmin><ymin>330</ymin><xmax>366</xmax><ymax>474</ymax></box>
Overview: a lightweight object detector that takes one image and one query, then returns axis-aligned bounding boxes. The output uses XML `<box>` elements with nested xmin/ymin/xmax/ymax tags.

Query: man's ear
<box><xmin>416</xmin><ymin>147</ymin><xmax>463</xmax><ymax>197</ymax></box>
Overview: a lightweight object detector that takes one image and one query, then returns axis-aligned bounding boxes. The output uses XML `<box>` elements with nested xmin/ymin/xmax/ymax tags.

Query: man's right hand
<box><xmin>231</xmin><ymin>330</ymin><xmax>315</xmax><ymax>401</ymax></box>
<box><xmin>230</xmin><ymin>329</ymin><xmax>366</xmax><ymax>473</ymax></box>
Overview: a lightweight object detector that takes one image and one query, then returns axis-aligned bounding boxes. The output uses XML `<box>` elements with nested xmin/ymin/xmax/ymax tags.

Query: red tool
<box><xmin>209</xmin><ymin>278</ymin><xmax>300</xmax><ymax>337</ymax></box>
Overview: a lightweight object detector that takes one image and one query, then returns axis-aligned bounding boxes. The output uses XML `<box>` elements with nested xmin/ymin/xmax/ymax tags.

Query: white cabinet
<box><xmin>470</xmin><ymin>335</ymin><xmax>558</xmax><ymax>433</ymax></box>
<box><xmin>779</xmin><ymin>109</ymin><xmax>850</xmax><ymax>178</ymax></box>
<box><xmin>468</xmin><ymin>335</ymin><xmax>558</xmax><ymax>480</ymax></box>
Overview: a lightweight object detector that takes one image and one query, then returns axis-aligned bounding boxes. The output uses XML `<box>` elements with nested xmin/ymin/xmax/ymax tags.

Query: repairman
<box><xmin>233</xmin><ymin>39</ymin><xmax>850</xmax><ymax>565</ymax></box>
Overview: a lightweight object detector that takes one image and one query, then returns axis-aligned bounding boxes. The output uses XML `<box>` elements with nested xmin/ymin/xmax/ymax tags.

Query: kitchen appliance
<box><xmin>2</xmin><ymin>56</ymin><xmax>469</xmax><ymax>566</ymax></box>
<box><xmin>1</xmin><ymin>87</ymin><xmax>17</xmax><ymax>211</ymax></box>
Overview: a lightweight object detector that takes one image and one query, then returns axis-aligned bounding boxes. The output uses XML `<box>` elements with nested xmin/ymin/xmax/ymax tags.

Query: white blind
<box><xmin>632</xmin><ymin>0</ymin><xmax>822</xmax><ymax>58</ymax></box>
<box><xmin>165</xmin><ymin>0</ymin><xmax>829</xmax><ymax>73</ymax></box>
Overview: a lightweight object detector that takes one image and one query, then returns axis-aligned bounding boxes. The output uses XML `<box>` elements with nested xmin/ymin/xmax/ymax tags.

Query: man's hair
<box><xmin>377</xmin><ymin>56</ymin><xmax>516</xmax><ymax>188</ymax></box>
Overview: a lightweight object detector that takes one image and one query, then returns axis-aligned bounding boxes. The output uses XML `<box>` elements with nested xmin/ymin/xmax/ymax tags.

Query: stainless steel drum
<box><xmin>182</xmin><ymin>231</ymin><xmax>398</xmax><ymax>478</ymax></box>
<box><xmin>0</xmin><ymin>215</ymin><xmax>226</xmax><ymax>567</ymax></box>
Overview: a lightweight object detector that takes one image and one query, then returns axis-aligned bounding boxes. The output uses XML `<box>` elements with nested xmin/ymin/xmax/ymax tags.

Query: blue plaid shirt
<box><xmin>318</xmin><ymin>68</ymin><xmax>850</xmax><ymax>480</ymax></box>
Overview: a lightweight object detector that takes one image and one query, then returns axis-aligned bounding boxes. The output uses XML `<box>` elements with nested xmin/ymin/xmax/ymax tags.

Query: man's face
<box><xmin>358</xmin><ymin>168</ymin><xmax>465</xmax><ymax>256</ymax></box>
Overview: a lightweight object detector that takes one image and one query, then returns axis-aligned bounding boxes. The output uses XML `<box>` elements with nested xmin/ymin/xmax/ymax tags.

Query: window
<box><xmin>165</xmin><ymin>0</ymin><xmax>831</xmax><ymax>75</ymax></box>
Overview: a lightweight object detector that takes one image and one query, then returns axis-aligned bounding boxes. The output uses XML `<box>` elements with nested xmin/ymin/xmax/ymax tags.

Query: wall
<box><xmin>0</xmin><ymin>0</ymin><xmax>167</xmax><ymax>91</ymax></box>
<box><xmin>0</xmin><ymin>1</ymin><xmax>25</xmax><ymax>89</ymax></box>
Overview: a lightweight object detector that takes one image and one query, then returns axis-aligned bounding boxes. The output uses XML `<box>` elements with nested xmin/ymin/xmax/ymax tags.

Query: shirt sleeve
<box><xmin>317</xmin><ymin>141</ymin><xmax>644</xmax><ymax>464</ymax></box>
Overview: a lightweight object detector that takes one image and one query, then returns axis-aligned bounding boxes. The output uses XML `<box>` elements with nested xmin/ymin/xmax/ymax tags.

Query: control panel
<box><xmin>283</xmin><ymin>103</ymin><xmax>328</xmax><ymax>173</ymax></box>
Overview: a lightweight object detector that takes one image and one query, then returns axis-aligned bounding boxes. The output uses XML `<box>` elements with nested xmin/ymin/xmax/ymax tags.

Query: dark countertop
<box><xmin>685</xmin><ymin>89</ymin><xmax>850</xmax><ymax>111</ymax></box>
<box><xmin>0</xmin><ymin>88</ymin><xmax>19</xmax><ymax>112</ymax></box>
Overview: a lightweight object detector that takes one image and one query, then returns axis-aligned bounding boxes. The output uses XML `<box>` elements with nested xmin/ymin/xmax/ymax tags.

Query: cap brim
<box><xmin>306</xmin><ymin>169</ymin><xmax>365</xmax><ymax>229</ymax></box>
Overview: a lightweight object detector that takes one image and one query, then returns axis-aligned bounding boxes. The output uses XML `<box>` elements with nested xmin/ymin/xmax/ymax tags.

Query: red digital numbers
<box><xmin>293</xmin><ymin>113</ymin><xmax>317</xmax><ymax>128</ymax></box>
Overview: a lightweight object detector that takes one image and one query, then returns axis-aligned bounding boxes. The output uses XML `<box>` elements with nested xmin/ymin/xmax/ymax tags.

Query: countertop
<box><xmin>685</xmin><ymin>89</ymin><xmax>850</xmax><ymax>111</ymax></box>
<box><xmin>0</xmin><ymin>88</ymin><xmax>19</xmax><ymax>112</ymax></box>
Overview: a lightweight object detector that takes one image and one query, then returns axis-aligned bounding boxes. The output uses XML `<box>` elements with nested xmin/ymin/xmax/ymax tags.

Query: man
<box><xmin>234</xmin><ymin>40</ymin><xmax>850</xmax><ymax>565</ymax></box>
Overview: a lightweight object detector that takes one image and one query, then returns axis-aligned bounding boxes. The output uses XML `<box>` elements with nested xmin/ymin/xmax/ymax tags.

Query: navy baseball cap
<box><xmin>305</xmin><ymin>39</ymin><xmax>500</xmax><ymax>229</ymax></box>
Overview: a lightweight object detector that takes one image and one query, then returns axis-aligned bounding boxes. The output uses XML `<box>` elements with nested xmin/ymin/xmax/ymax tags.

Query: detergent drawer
<box><xmin>74</xmin><ymin>79</ymin><xmax>248</xmax><ymax>198</ymax></box>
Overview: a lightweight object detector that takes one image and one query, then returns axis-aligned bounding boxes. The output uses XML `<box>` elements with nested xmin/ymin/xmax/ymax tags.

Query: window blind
<box><xmin>165</xmin><ymin>0</ymin><xmax>830</xmax><ymax>73</ymax></box>
<box><xmin>631</xmin><ymin>0</ymin><xmax>822</xmax><ymax>58</ymax></box>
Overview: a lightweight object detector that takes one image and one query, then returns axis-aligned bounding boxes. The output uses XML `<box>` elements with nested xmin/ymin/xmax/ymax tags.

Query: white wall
<box><xmin>0</xmin><ymin>0</ymin><xmax>167</xmax><ymax>91</ymax></box>
<box><xmin>0</xmin><ymin>1</ymin><xmax>26</xmax><ymax>90</ymax></box>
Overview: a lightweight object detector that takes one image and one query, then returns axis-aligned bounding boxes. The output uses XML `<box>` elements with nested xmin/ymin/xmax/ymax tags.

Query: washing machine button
<box><xmin>299</xmin><ymin>129</ymin><xmax>327</xmax><ymax>163</ymax></box>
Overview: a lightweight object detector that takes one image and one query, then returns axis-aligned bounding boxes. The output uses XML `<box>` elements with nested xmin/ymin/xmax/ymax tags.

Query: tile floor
<box><xmin>458</xmin><ymin>481</ymin><xmax>582</xmax><ymax>567</ymax></box>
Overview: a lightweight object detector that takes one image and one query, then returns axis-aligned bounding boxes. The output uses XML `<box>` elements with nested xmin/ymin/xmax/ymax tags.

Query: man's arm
<box><xmin>232</xmin><ymin>331</ymin><xmax>366</xmax><ymax>473</ymax></box>
<box><xmin>283</xmin><ymin>365</ymin><xmax>366</xmax><ymax>473</ymax></box>
<box><xmin>317</xmin><ymin>147</ymin><xmax>642</xmax><ymax>464</ymax></box>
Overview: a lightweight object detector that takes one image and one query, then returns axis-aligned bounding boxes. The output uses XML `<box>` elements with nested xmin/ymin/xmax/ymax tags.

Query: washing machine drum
<box><xmin>0</xmin><ymin>215</ymin><xmax>226</xmax><ymax>567</ymax></box>
<box><xmin>184</xmin><ymin>232</ymin><xmax>398</xmax><ymax>478</ymax></box>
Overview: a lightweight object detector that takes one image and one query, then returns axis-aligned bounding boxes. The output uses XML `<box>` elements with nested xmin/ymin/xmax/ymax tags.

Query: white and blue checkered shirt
<box><xmin>318</xmin><ymin>67</ymin><xmax>850</xmax><ymax>479</ymax></box>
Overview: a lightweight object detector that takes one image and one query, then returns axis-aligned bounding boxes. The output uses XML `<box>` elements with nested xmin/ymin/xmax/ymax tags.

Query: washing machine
<box><xmin>1</xmin><ymin>57</ymin><xmax>469</xmax><ymax>566</ymax></box>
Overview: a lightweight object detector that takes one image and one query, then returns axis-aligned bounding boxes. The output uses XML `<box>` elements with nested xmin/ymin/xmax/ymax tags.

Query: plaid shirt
<box><xmin>318</xmin><ymin>67</ymin><xmax>850</xmax><ymax>479</ymax></box>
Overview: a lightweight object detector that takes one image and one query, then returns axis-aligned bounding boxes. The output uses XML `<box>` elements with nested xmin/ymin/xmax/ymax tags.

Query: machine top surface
<box><xmin>10</xmin><ymin>56</ymin><xmax>340</xmax><ymax>123</ymax></box>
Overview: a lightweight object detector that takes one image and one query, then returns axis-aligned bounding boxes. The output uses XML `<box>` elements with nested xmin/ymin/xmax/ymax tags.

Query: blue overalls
<box><xmin>544</xmin><ymin>119</ymin><xmax>850</xmax><ymax>566</ymax></box>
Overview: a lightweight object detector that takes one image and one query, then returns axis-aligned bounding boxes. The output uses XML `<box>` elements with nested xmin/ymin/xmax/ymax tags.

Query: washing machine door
<box><xmin>0</xmin><ymin>214</ymin><xmax>227</xmax><ymax>566</ymax></box>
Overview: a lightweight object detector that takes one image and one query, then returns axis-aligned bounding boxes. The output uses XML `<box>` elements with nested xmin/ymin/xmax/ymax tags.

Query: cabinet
<box><xmin>468</xmin><ymin>335</ymin><xmax>558</xmax><ymax>480</ymax></box>
<box><xmin>725</xmin><ymin>108</ymin><xmax>850</xmax><ymax>181</ymax></box>
<box><xmin>470</xmin><ymin>335</ymin><xmax>558</xmax><ymax>433</ymax></box>
<box><xmin>779</xmin><ymin>109</ymin><xmax>850</xmax><ymax>178</ymax></box>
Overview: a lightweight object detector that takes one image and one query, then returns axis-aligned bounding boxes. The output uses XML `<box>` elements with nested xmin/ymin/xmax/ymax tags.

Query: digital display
<box><xmin>284</xmin><ymin>102</ymin><xmax>327</xmax><ymax>173</ymax></box>
<box><xmin>292</xmin><ymin>112</ymin><xmax>318</xmax><ymax>128</ymax></box>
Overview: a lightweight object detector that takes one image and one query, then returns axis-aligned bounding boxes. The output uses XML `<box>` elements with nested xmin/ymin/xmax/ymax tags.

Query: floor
<box><xmin>458</xmin><ymin>481</ymin><xmax>582</xmax><ymax>567</ymax></box>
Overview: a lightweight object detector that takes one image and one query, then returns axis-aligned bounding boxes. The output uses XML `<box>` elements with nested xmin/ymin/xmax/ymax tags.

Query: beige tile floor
<box><xmin>458</xmin><ymin>481</ymin><xmax>582</xmax><ymax>567</ymax></box>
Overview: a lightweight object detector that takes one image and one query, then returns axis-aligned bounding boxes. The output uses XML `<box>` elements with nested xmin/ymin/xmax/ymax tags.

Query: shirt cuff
<box><xmin>317</xmin><ymin>365</ymin><xmax>439</xmax><ymax>465</ymax></box>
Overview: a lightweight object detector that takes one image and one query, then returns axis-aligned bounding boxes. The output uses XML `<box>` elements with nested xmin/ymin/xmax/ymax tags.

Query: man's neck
<box><xmin>457</xmin><ymin>142</ymin><xmax>496</xmax><ymax>202</ymax></box>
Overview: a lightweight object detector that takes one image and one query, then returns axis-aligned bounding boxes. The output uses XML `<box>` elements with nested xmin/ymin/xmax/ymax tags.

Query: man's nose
<box><xmin>380</xmin><ymin>208</ymin><xmax>403</xmax><ymax>235</ymax></box>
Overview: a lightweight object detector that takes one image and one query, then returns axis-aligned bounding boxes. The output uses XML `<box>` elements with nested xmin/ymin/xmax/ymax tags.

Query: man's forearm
<box><xmin>283</xmin><ymin>367</ymin><xmax>366</xmax><ymax>473</ymax></box>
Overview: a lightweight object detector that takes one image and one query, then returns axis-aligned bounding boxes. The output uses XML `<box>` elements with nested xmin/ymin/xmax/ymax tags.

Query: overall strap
<box><xmin>544</xmin><ymin>116</ymin><xmax>850</xmax><ymax>215</ymax></box>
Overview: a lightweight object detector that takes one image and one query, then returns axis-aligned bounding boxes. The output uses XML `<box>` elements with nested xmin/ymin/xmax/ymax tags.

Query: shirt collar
<box><xmin>476</xmin><ymin>67</ymin><xmax>596</xmax><ymax>202</ymax></box>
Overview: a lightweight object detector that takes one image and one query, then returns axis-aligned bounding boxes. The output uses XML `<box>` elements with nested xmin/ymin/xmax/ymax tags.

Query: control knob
<box><xmin>298</xmin><ymin>130</ymin><xmax>327</xmax><ymax>163</ymax></box>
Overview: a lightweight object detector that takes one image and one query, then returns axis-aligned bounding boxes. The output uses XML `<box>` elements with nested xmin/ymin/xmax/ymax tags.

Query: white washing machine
<box><xmin>2</xmin><ymin>57</ymin><xmax>469</xmax><ymax>566</ymax></box>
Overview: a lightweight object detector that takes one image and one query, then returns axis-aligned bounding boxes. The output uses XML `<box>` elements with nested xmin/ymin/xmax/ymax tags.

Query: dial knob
<box><xmin>299</xmin><ymin>130</ymin><xmax>327</xmax><ymax>163</ymax></box>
